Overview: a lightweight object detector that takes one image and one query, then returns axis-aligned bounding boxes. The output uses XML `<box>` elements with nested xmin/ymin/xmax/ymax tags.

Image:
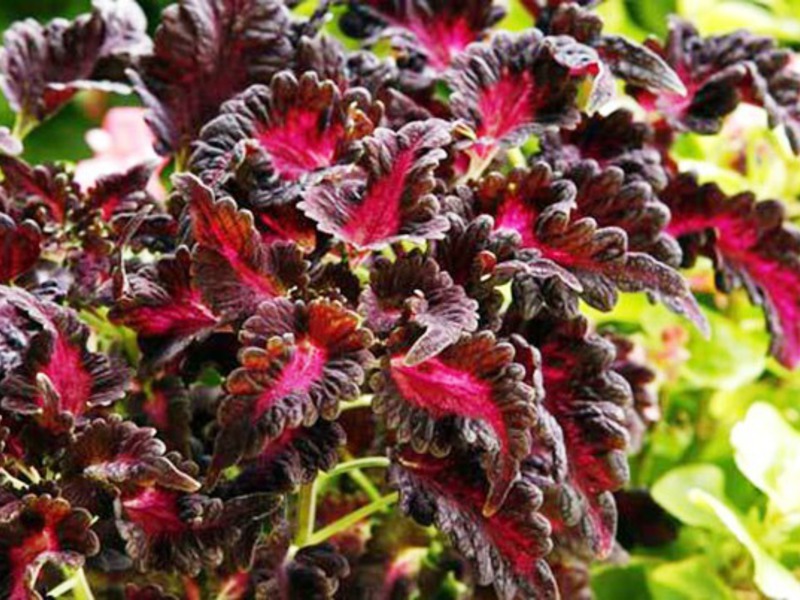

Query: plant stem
<box><xmin>294</xmin><ymin>480</ymin><xmax>318</xmax><ymax>547</ymax></box>
<box><xmin>340</xmin><ymin>395</ymin><xmax>373</xmax><ymax>411</ymax></box>
<box><xmin>173</xmin><ymin>146</ymin><xmax>190</xmax><ymax>173</ymax></box>
<box><xmin>319</xmin><ymin>455</ymin><xmax>388</xmax><ymax>502</ymax></box>
<box><xmin>11</xmin><ymin>111</ymin><xmax>37</xmax><ymax>141</ymax></box>
<box><xmin>305</xmin><ymin>492</ymin><xmax>399</xmax><ymax>547</ymax></box>
<box><xmin>0</xmin><ymin>468</ymin><xmax>28</xmax><ymax>489</ymax></box>
<box><xmin>73</xmin><ymin>568</ymin><xmax>95</xmax><ymax>600</ymax></box>
<box><xmin>344</xmin><ymin>467</ymin><xmax>383</xmax><ymax>502</ymax></box>
<box><xmin>49</xmin><ymin>567</ymin><xmax>94</xmax><ymax>600</ymax></box>
<box><xmin>456</xmin><ymin>147</ymin><xmax>499</xmax><ymax>186</ymax></box>
<box><xmin>325</xmin><ymin>456</ymin><xmax>389</xmax><ymax>479</ymax></box>
<box><xmin>16</xmin><ymin>464</ymin><xmax>41</xmax><ymax>484</ymax></box>
<box><xmin>47</xmin><ymin>576</ymin><xmax>77</xmax><ymax>598</ymax></box>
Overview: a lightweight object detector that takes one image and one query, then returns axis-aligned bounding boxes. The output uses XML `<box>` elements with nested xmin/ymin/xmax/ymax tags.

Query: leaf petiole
<box><xmin>340</xmin><ymin>395</ymin><xmax>374</xmax><ymax>411</ymax></box>
<box><xmin>294</xmin><ymin>480</ymin><xmax>318</xmax><ymax>547</ymax></box>
<box><xmin>304</xmin><ymin>492</ymin><xmax>399</xmax><ymax>547</ymax></box>
<box><xmin>325</xmin><ymin>456</ymin><xmax>389</xmax><ymax>478</ymax></box>
<box><xmin>11</xmin><ymin>111</ymin><xmax>38</xmax><ymax>141</ymax></box>
<box><xmin>317</xmin><ymin>455</ymin><xmax>388</xmax><ymax>501</ymax></box>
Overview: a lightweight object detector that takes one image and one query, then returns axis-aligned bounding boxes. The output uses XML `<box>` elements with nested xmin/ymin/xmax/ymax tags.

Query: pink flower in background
<box><xmin>75</xmin><ymin>107</ymin><xmax>166</xmax><ymax>200</ymax></box>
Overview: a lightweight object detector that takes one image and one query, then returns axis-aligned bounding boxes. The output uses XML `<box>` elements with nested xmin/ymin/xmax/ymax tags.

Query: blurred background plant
<box><xmin>4</xmin><ymin>1</ymin><xmax>800</xmax><ymax>598</ymax></box>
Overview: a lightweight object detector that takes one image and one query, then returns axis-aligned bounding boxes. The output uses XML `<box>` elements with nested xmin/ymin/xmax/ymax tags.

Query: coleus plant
<box><xmin>1</xmin><ymin>0</ymin><xmax>800</xmax><ymax>598</ymax></box>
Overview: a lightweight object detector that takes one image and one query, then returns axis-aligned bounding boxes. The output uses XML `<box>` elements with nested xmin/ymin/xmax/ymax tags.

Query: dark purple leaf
<box><xmin>299</xmin><ymin>119</ymin><xmax>452</xmax><ymax>250</ymax></box>
<box><xmin>0</xmin><ymin>0</ymin><xmax>151</xmax><ymax>126</ymax></box>
<box><xmin>662</xmin><ymin>173</ymin><xmax>800</xmax><ymax>367</ymax></box>
<box><xmin>373</xmin><ymin>331</ymin><xmax>539</xmax><ymax>513</ymax></box>
<box><xmin>389</xmin><ymin>449</ymin><xmax>557</xmax><ymax>600</ymax></box>
<box><xmin>129</xmin><ymin>0</ymin><xmax>293</xmax><ymax>155</ymax></box>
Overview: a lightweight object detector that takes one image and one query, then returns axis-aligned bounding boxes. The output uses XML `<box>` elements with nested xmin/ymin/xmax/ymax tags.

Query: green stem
<box><xmin>456</xmin><ymin>147</ymin><xmax>499</xmax><ymax>186</ymax></box>
<box><xmin>325</xmin><ymin>457</ymin><xmax>389</xmax><ymax>478</ymax></box>
<box><xmin>305</xmin><ymin>492</ymin><xmax>399</xmax><ymax>547</ymax></box>
<box><xmin>11</xmin><ymin>112</ymin><xmax>37</xmax><ymax>142</ymax></box>
<box><xmin>49</xmin><ymin>567</ymin><xmax>94</xmax><ymax>600</ymax></box>
<box><xmin>345</xmin><ymin>467</ymin><xmax>383</xmax><ymax>502</ymax></box>
<box><xmin>294</xmin><ymin>481</ymin><xmax>318</xmax><ymax>547</ymax></box>
<box><xmin>47</xmin><ymin>577</ymin><xmax>77</xmax><ymax>598</ymax></box>
<box><xmin>173</xmin><ymin>146</ymin><xmax>190</xmax><ymax>173</ymax></box>
<box><xmin>319</xmin><ymin>456</ymin><xmax>388</xmax><ymax>502</ymax></box>
<box><xmin>73</xmin><ymin>568</ymin><xmax>95</xmax><ymax>600</ymax></box>
<box><xmin>0</xmin><ymin>468</ymin><xmax>28</xmax><ymax>490</ymax></box>
<box><xmin>340</xmin><ymin>395</ymin><xmax>373</xmax><ymax>411</ymax></box>
<box><xmin>16</xmin><ymin>464</ymin><xmax>41</xmax><ymax>484</ymax></box>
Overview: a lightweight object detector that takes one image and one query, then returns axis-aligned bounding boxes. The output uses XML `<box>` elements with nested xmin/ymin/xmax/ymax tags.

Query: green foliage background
<box><xmin>5</xmin><ymin>1</ymin><xmax>800</xmax><ymax>598</ymax></box>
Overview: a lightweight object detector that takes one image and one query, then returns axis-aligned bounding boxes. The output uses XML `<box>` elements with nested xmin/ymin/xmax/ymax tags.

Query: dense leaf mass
<box><xmin>1</xmin><ymin>0</ymin><xmax>800</xmax><ymax>598</ymax></box>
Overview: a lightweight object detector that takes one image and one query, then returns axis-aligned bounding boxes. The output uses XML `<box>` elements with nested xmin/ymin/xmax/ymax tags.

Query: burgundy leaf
<box><xmin>232</xmin><ymin>526</ymin><xmax>350</xmax><ymax>599</ymax></box>
<box><xmin>0</xmin><ymin>156</ymin><xmax>80</xmax><ymax>225</ymax></box>
<box><xmin>196</xmin><ymin>139</ymin><xmax>321</xmax><ymax>252</ymax></box>
<box><xmin>292</xmin><ymin>34</ymin><xmax>350</xmax><ymax>90</ymax></box>
<box><xmin>606</xmin><ymin>332</ymin><xmax>659</xmax><ymax>453</ymax></box>
<box><xmin>0</xmin><ymin>0</ymin><xmax>150</xmax><ymax>125</ymax></box>
<box><xmin>544</xmin><ymin>4</ymin><xmax>685</xmax><ymax>96</ymax></box>
<box><xmin>220</xmin><ymin>420</ymin><xmax>345</xmax><ymax>496</ymax></box>
<box><xmin>116</xmin><ymin>488</ymin><xmax>281</xmax><ymax>575</ymax></box>
<box><xmin>662</xmin><ymin>173</ymin><xmax>800</xmax><ymax>368</ymax></box>
<box><xmin>178</xmin><ymin>173</ymin><xmax>307</xmax><ymax>318</ymax></box>
<box><xmin>0</xmin><ymin>494</ymin><xmax>99</xmax><ymax>600</ymax></box>
<box><xmin>389</xmin><ymin>449</ymin><xmax>557</xmax><ymax>600</ymax></box>
<box><xmin>83</xmin><ymin>161</ymin><xmax>157</xmax><ymax>223</ymax></box>
<box><xmin>372</xmin><ymin>330</ymin><xmax>539</xmax><ymax>513</ymax></box>
<box><xmin>359</xmin><ymin>248</ymin><xmax>479</xmax><ymax>364</ymax></box>
<box><xmin>511</xmin><ymin>8</ymin><xmax>617</xmax><ymax>114</ymax></box>
<box><xmin>629</xmin><ymin>18</ymin><xmax>800</xmax><ymax>152</ymax></box>
<box><xmin>0</xmin><ymin>286</ymin><xmax>52</xmax><ymax>381</ymax></box>
<box><xmin>0</xmin><ymin>291</ymin><xmax>129</xmax><ymax>433</ymax></box>
<box><xmin>109</xmin><ymin>246</ymin><xmax>218</xmax><ymax>366</ymax></box>
<box><xmin>343</xmin><ymin>0</ymin><xmax>505</xmax><ymax>74</ymax></box>
<box><xmin>520</xmin><ymin>0</ymin><xmax>599</xmax><ymax>21</ymax></box>
<box><xmin>299</xmin><ymin>119</ymin><xmax>452</xmax><ymax>250</ymax></box>
<box><xmin>61</xmin><ymin>415</ymin><xmax>201</xmax><ymax>494</ymax></box>
<box><xmin>539</xmin><ymin>108</ymin><xmax>670</xmax><ymax>191</ymax></box>
<box><xmin>129</xmin><ymin>0</ymin><xmax>293</xmax><ymax>154</ymax></box>
<box><xmin>563</xmin><ymin>160</ymin><xmax>683</xmax><ymax>266</ymax></box>
<box><xmin>309</xmin><ymin>259</ymin><xmax>364</xmax><ymax>309</ymax></box>
<box><xmin>126</xmin><ymin>376</ymin><xmax>193</xmax><ymax>457</ymax></box>
<box><xmin>208</xmin><ymin>298</ymin><xmax>372</xmax><ymax>487</ymax></box>
<box><xmin>598</xmin><ymin>34</ymin><xmax>686</xmax><ymax>96</ymax></box>
<box><xmin>191</xmin><ymin>72</ymin><xmax>381</xmax><ymax>189</ymax></box>
<box><xmin>518</xmin><ymin>315</ymin><xmax>632</xmax><ymax>557</ymax></box>
<box><xmin>431</xmin><ymin>213</ymin><xmax>517</xmax><ymax>330</ymax></box>
<box><xmin>0</xmin><ymin>214</ymin><xmax>41</xmax><ymax>284</ymax></box>
<box><xmin>475</xmin><ymin>164</ymin><xmax>704</xmax><ymax>329</ymax></box>
<box><xmin>447</xmin><ymin>30</ymin><xmax>601</xmax><ymax>153</ymax></box>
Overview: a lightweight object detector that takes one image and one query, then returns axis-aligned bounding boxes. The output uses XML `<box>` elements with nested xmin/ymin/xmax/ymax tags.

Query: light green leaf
<box><xmin>592</xmin><ymin>562</ymin><xmax>653</xmax><ymax>600</ymax></box>
<box><xmin>691</xmin><ymin>490</ymin><xmax>800</xmax><ymax>600</ymax></box>
<box><xmin>586</xmin><ymin>291</ymin><xmax>767</xmax><ymax>391</ymax></box>
<box><xmin>677</xmin><ymin>0</ymin><xmax>800</xmax><ymax>39</ymax></box>
<box><xmin>731</xmin><ymin>403</ymin><xmax>800</xmax><ymax>514</ymax></box>
<box><xmin>681</xmin><ymin>309</ymin><xmax>768</xmax><ymax>391</ymax></box>
<box><xmin>622</xmin><ymin>0</ymin><xmax>675</xmax><ymax>37</ymax></box>
<box><xmin>649</xmin><ymin>557</ymin><xmax>734</xmax><ymax>600</ymax></box>
<box><xmin>651</xmin><ymin>464</ymin><xmax>727</xmax><ymax>529</ymax></box>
